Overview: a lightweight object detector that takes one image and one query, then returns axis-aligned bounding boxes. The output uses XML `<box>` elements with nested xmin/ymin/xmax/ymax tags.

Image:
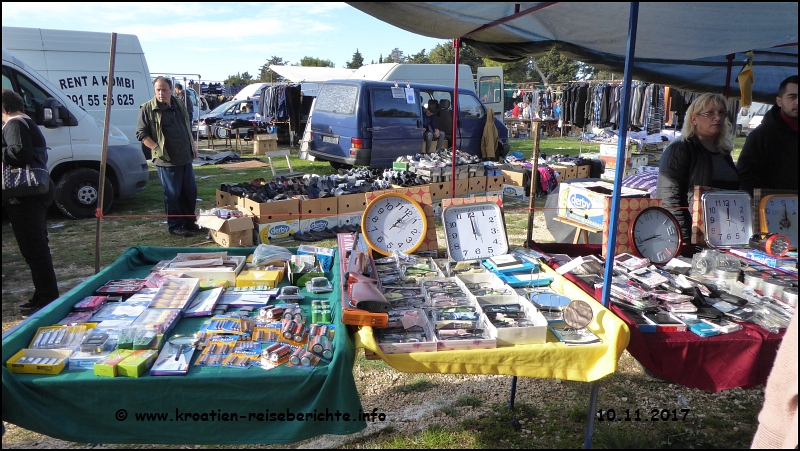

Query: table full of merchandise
<box><xmin>2</xmin><ymin>246</ymin><xmax>364</xmax><ymax>445</ymax></box>
<box><xmin>531</xmin><ymin>243</ymin><xmax>793</xmax><ymax>392</ymax></box>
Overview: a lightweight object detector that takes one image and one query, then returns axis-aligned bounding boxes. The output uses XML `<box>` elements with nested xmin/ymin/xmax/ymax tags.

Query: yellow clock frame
<box><xmin>361</xmin><ymin>192</ymin><xmax>428</xmax><ymax>256</ymax></box>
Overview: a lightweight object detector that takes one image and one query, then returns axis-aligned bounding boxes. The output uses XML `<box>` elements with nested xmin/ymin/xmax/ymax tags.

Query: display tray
<box><xmin>2</xmin><ymin>246</ymin><xmax>365</xmax><ymax>445</ymax></box>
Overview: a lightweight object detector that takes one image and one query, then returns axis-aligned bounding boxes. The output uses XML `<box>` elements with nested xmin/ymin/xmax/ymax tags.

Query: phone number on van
<box><xmin>67</xmin><ymin>94</ymin><xmax>136</xmax><ymax>107</ymax></box>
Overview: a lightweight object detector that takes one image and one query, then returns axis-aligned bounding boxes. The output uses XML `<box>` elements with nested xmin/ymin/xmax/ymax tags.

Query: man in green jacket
<box><xmin>136</xmin><ymin>76</ymin><xmax>201</xmax><ymax>237</ymax></box>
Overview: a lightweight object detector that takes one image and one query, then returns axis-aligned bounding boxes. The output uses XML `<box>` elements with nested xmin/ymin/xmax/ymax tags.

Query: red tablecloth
<box><xmin>531</xmin><ymin>243</ymin><xmax>786</xmax><ymax>392</ymax></box>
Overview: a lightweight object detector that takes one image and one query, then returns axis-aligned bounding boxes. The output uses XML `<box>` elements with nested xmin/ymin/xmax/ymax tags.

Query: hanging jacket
<box><xmin>481</xmin><ymin>107</ymin><xmax>499</xmax><ymax>159</ymax></box>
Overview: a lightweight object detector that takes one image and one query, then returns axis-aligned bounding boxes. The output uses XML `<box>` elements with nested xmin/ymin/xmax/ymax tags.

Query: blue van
<box><xmin>308</xmin><ymin>80</ymin><xmax>509</xmax><ymax>168</ymax></box>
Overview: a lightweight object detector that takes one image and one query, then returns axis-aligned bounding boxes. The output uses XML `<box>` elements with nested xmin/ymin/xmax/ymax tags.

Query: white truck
<box><xmin>348</xmin><ymin>63</ymin><xmax>505</xmax><ymax>115</ymax></box>
<box><xmin>2</xmin><ymin>47</ymin><xmax>149</xmax><ymax>218</ymax></box>
<box><xmin>2</xmin><ymin>26</ymin><xmax>154</xmax><ymax>146</ymax></box>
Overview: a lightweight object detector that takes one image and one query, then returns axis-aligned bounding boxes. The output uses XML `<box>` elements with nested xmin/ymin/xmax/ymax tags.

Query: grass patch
<box><xmin>391</xmin><ymin>379</ymin><xmax>437</xmax><ymax>395</ymax></box>
<box><xmin>454</xmin><ymin>395</ymin><xmax>484</xmax><ymax>408</ymax></box>
<box><xmin>440</xmin><ymin>406</ymin><xmax>458</xmax><ymax>417</ymax></box>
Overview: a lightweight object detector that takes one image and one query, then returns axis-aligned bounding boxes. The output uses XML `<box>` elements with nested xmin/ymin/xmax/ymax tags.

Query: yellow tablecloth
<box><xmin>355</xmin><ymin>264</ymin><xmax>630</xmax><ymax>382</ymax></box>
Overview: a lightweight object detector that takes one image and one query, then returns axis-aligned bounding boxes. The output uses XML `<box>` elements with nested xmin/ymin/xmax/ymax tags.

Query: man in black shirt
<box><xmin>136</xmin><ymin>77</ymin><xmax>200</xmax><ymax>237</ymax></box>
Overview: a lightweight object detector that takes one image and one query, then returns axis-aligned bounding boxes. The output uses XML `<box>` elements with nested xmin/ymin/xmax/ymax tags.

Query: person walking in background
<box><xmin>174</xmin><ymin>82</ymin><xmax>194</xmax><ymax>123</ymax></box>
<box><xmin>136</xmin><ymin>77</ymin><xmax>202</xmax><ymax>237</ymax></box>
<box><xmin>656</xmin><ymin>93</ymin><xmax>739</xmax><ymax>240</ymax></box>
<box><xmin>737</xmin><ymin>75</ymin><xmax>798</xmax><ymax>192</ymax></box>
<box><xmin>2</xmin><ymin>89</ymin><xmax>60</xmax><ymax>314</ymax></box>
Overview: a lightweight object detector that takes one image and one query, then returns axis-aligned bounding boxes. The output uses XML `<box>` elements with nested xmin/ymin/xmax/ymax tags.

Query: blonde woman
<box><xmin>656</xmin><ymin>93</ymin><xmax>738</xmax><ymax>240</ymax></box>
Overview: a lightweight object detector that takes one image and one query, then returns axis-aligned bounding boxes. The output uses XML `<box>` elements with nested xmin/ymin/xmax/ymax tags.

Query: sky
<box><xmin>2</xmin><ymin>2</ymin><xmax>448</xmax><ymax>82</ymax></box>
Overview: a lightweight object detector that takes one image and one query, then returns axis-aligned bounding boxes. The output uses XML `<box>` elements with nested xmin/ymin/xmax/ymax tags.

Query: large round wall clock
<box><xmin>442</xmin><ymin>201</ymin><xmax>509</xmax><ymax>261</ymax></box>
<box><xmin>758</xmin><ymin>194</ymin><xmax>798</xmax><ymax>250</ymax></box>
<box><xmin>701</xmin><ymin>191</ymin><xmax>753</xmax><ymax>248</ymax></box>
<box><xmin>361</xmin><ymin>192</ymin><xmax>428</xmax><ymax>256</ymax></box>
<box><xmin>629</xmin><ymin>206</ymin><xmax>682</xmax><ymax>264</ymax></box>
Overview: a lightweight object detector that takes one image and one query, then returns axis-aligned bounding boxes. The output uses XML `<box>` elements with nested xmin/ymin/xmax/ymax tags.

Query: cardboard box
<box><xmin>216</xmin><ymin>189</ymin><xmax>239</xmax><ymax>208</ymax></box>
<box><xmin>254</xmin><ymin>139</ymin><xmax>279</xmax><ymax>155</ymax></box>
<box><xmin>600</xmin><ymin>143</ymin><xmax>631</xmax><ymax>158</ymax></box>
<box><xmin>485</xmin><ymin>176</ymin><xmax>504</xmax><ymax>192</ymax></box>
<box><xmin>117</xmin><ymin>349</ymin><xmax>158</xmax><ymax>378</ymax></box>
<box><xmin>298</xmin><ymin>216</ymin><xmax>338</xmax><ymax>234</ymax></box>
<box><xmin>94</xmin><ymin>349</ymin><xmax>135</xmax><ymax>378</ymax></box>
<box><xmin>198</xmin><ymin>211</ymin><xmax>254</xmax><ymax>247</ymax></box>
<box><xmin>551</xmin><ymin>164</ymin><xmax>577</xmax><ymax>180</ymax></box>
<box><xmin>468</xmin><ymin>176</ymin><xmax>487</xmax><ymax>194</ymax></box>
<box><xmin>576</xmin><ymin>165</ymin><xmax>590</xmax><ymax>178</ymax></box>
<box><xmin>502</xmin><ymin>169</ymin><xmax>526</xmax><ymax>187</ymax></box>
<box><xmin>557</xmin><ymin>181</ymin><xmax>649</xmax><ymax>230</ymax></box>
<box><xmin>236</xmin><ymin>269</ymin><xmax>283</xmax><ymax>288</ymax></box>
<box><xmin>300</xmin><ymin>197</ymin><xmax>337</xmax><ymax>218</ymax></box>
<box><xmin>601</xmin><ymin>197</ymin><xmax>663</xmax><ymax>257</ymax></box>
<box><xmin>338</xmin><ymin>212</ymin><xmax>363</xmax><ymax>228</ymax></box>
<box><xmin>257</xmin><ymin>220</ymin><xmax>299</xmax><ymax>244</ymax></box>
<box><xmin>241</xmin><ymin>198</ymin><xmax>299</xmax><ymax>225</ymax></box>
<box><xmin>158</xmin><ymin>256</ymin><xmax>246</xmax><ymax>286</ymax></box>
<box><xmin>452</xmin><ymin>179</ymin><xmax>470</xmax><ymax>197</ymax></box>
<box><xmin>7</xmin><ymin>349</ymin><xmax>72</xmax><ymax>375</ymax></box>
<box><xmin>429</xmin><ymin>182</ymin><xmax>451</xmax><ymax>200</ymax></box>
<box><xmin>485</xmin><ymin>190</ymin><xmax>504</xmax><ymax>199</ymax></box>
<box><xmin>502</xmin><ymin>184</ymin><xmax>527</xmax><ymax>200</ymax></box>
<box><xmin>337</xmin><ymin>193</ymin><xmax>367</xmax><ymax>214</ymax></box>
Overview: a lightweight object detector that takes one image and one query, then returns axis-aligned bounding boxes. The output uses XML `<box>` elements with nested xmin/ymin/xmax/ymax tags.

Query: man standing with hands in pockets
<box><xmin>136</xmin><ymin>76</ymin><xmax>202</xmax><ymax>237</ymax></box>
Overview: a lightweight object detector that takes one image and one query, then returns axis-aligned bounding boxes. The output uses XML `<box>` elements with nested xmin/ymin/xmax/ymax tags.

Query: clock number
<box><xmin>708</xmin><ymin>216</ymin><xmax>715</xmax><ymax>224</ymax></box>
<box><xmin>463</xmin><ymin>250</ymin><xmax>469</xmax><ymax>256</ymax></box>
<box><xmin>449</xmin><ymin>222</ymin><xmax>456</xmax><ymax>228</ymax></box>
<box><xmin>457</xmin><ymin>213</ymin><xmax>462</xmax><ymax>219</ymax></box>
<box><xmin>411</xmin><ymin>229</ymin><xmax>419</xmax><ymax>235</ymax></box>
<box><xmin>371</xmin><ymin>216</ymin><xmax>379</xmax><ymax>223</ymax></box>
<box><xmin>634</xmin><ymin>235</ymin><xmax>642</xmax><ymax>245</ymax></box>
<box><xmin>667</xmin><ymin>225</ymin><xmax>676</xmax><ymax>236</ymax></box>
<box><xmin>488</xmin><ymin>246</ymin><xmax>493</xmax><ymax>253</ymax></box>
<box><xmin>489</xmin><ymin>217</ymin><xmax>495</xmax><ymax>223</ymax></box>
<box><xmin>385</xmin><ymin>203</ymin><xmax>393</xmax><ymax>211</ymax></box>
<box><xmin>453</xmin><ymin>243</ymin><xmax>460</xmax><ymax>249</ymax></box>
<box><xmin>656</xmin><ymin>252</ymin><xmax>666</xmax><ymax>261</ymax></box>
<box><xmin>740</xmin><ymin>206</ymin><xmax>745</xmax><ymax>213</ymax></box>
<box><xmin>491</xmin><ymin>228</ymin><xmax>498</xmax><ymax>234</ymax></box>
<box><xmin>726</xmin><ymin>234</ymin><xmax>731</xmax><ymax>240</ymax></box>
<box><xmin>710</xmin><ymin>207</ymin><xmax>716</xmax><ymax>214</ymax></box>
<box><xmin>644</xmin><ymin>212</ymin><xmax>652</xmax><ymax>221</ymax></box>
<box><xmin>741</xmin><ymin>216</ymin><xmax>745</xmax><ymax>222</ymax></box>
<box><xmin>736</xmin><ymin>233</ymin><xmax>740</xmax><ymax>239</ymax></box>
<box><xmin>398</xmin><ymin>242</ymin><xmax>405</xmax><ymax>248</ymax></box>
<box><xmin>387</xmin><ymin>243</ymin><xmax>393</xmax><ymax>249</ymax></box>
<box><xmin>475</xmin><ymin>247</ymin><xmax>481</xmax><ymax>255</ymax></box>
<box><xmin>369</xmin><ymin>226</ymin><xmax>378</xmax><ymax>232</ymax></box>
<box><xmin>467</xmin><ymin>212</ymin><xmax>475</xmax><ymax>218</ymax></box>
<box><xmin>493</xmin><ymin>239</ymin><xmax>500</xmax><ymax>244</ymax></box>
<box><xmin>451</xmin><ymin>233</ymin><xmax>458</xmax><ymax>239</ymax></box>
<box><xmin>378</xmin><ymin>207</ymin><xmax>385</xmax><ymax>214</ymax></box>
<box><xmin>710</xmin><ymin>227</ymin><xmax>715</xmax><ymax>234</ymax></box>
<box><xmin>377</xmin><ymin>236</ymin><xmax>383</xmax><ymax>243</ymax></box>
<box><xmin>406</xmin><ymin>237</ymin><xmax>413</xmax><ymax>243</ymax></box>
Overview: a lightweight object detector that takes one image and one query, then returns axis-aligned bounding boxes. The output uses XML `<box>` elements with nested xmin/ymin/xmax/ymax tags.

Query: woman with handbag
<box><xmin>2</xmin><ymin>88</ymin><xmax>59</xmax><ymax>314</ymax></box>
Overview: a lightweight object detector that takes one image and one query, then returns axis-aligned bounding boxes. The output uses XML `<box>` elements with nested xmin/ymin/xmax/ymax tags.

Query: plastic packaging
<box><xmin>252</xmin><ymin>244</ymin><xmax>293</xmax><ymax>267</ymax></box>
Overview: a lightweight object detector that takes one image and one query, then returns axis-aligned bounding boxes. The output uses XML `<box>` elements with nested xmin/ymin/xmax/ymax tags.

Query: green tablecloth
<box><xmin>2</xmin><ymin>246</ymin><xmax>365</xmax><ymax>444</ymax></box>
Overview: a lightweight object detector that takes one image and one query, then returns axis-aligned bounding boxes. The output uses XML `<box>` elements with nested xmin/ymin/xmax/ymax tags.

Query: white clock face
<box><xmin>442</xmin><ymin>202</ymin><xmax>509</xmax><ymax>261</ymax></box>
<box><xmin>362</xmin><ymin>194</ymin><xmax>427</xmax><ymax>256</ymax></box>
<box><xmin>702</xmin><ymin>191</ymin><xmax>753</xmax><ymax>248</ymax></box>
<box><xmin>631</xmin><ymin>207</ymin><xmax>681</xmax><ymax>264</ymax></box>
<box><xmin>761</xmin><ymin>195</ymin><xmax>798</xmax><ymax>248</ymax></box>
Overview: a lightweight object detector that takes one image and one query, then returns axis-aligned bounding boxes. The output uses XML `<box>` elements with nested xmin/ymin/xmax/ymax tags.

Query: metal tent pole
<box><xmin>95</xmin><ymin>32</ymin><xmax>117</xmax><ymax>275</ymax></box>
<box><xmin>584</xmin><ymin>2</ymin><xmax>640</xmax><ymax>449</ymax></box>
<box><xmin>450</xmin><ymin>38</ymin><xmax>460</xmax><ymax>199</ymax></box>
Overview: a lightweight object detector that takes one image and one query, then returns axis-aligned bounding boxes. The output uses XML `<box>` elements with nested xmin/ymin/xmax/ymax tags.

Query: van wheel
<box><xmin>55</xmin><ymin>168</ymin><xmax>114</xmax><ymax>219</ymax></box>
<box><xmin>330</xmin><ymin>162</ymin><xmax>353</xmax><ymax>170</ymax></box>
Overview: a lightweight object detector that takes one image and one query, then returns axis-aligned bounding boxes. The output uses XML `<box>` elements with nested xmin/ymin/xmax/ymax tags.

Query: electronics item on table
<box><xmin>614</xmin><ymin>253</ymin><xmax>650</xmax><ymax>272</ymax></box>
<box><xmin>629</xmin><ymin>206</ymin><xmax>683</xmax><ymax>265</ymax></box>
<box><xmin>361</xmin><ymin>192</ymin><xmax>428</xmax><ymax>257</ymax></box>
<box><xmin>610</xmin><ymin>297</ymin><xmax>659</xmax><ymax>314</ymax></box>
<box><xmin>442</xmin><ymin>201</ymin><xmax>509</xmax><ymax>261</ymax></box>
<box><xmin>691</xmin><ymin>249</ymin><xmax>741</xmax><ymax>277</ymax></box>
<box><xmin>664</xmin><ymin>301</ymin><xmax>697</xmax><ymax>313</ymax></box>
<box><xmin>700</xmin><ymin>190</ymin><xmax>753</xmax><ymax>248</ymax></box>
<box><xmin>643</xmin><ymin>312</ymin><xmax>686</xmax><ymax>327</ymax></box>
<box><xmin>628</xmin><ymin>267</ymin><xmax>670</xmax><ymax>288</ymax></box>
<box><xmin>758</xmin><ymin>194</ymin><xmax>798</xmax><ymax>250</ymax></box>
<box><xmin>701</xmin><ymin>318</ymin><xmax>743</xmax><ymax>334</ymax></box>
<box><xmin>724</xmin><ymin>306</ymin><xmax>757</xmax><ymax>322</ymax></box>
<box><xmin>562</xmin><ymin>300</ymin><xmax>594</xmax><ymax>330</ymax></box>
<box><xmin>749</xmin><ymin>233</ymin><xmax>791</xmax><ymax>257</ymax></box>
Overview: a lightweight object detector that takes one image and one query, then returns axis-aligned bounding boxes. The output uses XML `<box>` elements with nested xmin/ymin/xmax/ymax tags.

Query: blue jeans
<box><xmin>157</xmin><ymin>164</ymin><xmax>198</xmax><ymax>231</ymax></box>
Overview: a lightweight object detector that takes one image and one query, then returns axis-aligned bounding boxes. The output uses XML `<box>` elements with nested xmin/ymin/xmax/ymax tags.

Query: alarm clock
<box><xmin>629</xmin><ymin>206</ymin><xmax>682</xmax><ymax>264</ymax></box>
<box><xmin>758</xmin><ymin>194</ymin><xmax>798</xmax><ymax>249</ymax></box>
<box><xmin>442</xmin><ymin>201</ymin><xmax>509</xmax><ymax>261</ymax></box>
<box><xmin>700</xmin><ymin>191</ymin><xmax>753</xmax><ymax>248</ymax></box>
<box><xmin>361</xmin><ymin>192</ymin><xmax>428</xmax><ymax>256</ymax></box>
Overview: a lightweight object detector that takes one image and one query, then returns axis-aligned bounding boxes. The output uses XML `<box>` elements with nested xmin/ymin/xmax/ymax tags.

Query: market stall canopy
<box><xmin>348</xmin><ymin>2</ymin><xmax>798</xmax><ymax>103</ymax></box>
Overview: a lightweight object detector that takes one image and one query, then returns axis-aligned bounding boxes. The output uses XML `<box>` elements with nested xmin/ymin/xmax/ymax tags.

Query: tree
<box><xmin>407</xmin><ymin>49</ymin><xmax>430</xmax><ymax>64</ymax></box>
<box><xmin>528</xmin><ymin>47</ymin><xmax>580</xmax><ymax>85</ymax></box>
<box><xmin>224</xmin><ymin>71</ymin><xmax>253</xmax><ymax>86</ymax></box>
<box><xmin>259</xmin><ymin>56</ymin><xmax>288</xmax><ymax>83</ymax></box>
<box><xmin>429</xmin><ymin>40</ymin><xmax>483</xmax><ymax>75</ymax></box>
<box><xmin>346</xmin><ymin>49</ymin><xmax>365</xmax><ymax>69</ymax></box>
<box><xmin>295</xmin><ymin>57</ymin><xmax>334</xmax><ymax>67</ymax></box>
<box><xmin>481</xmin><ymin>58</ymin><xmax>529</xmax><ymax>84</ymax></box>
<box><xmin>384</xmin><ymin>48</ymin><xmax>406</xmax><ymax>64</ymax></box>
<box><xmin>378</xmin><ymin>54</ymin><xmax>383</xmax><ymax>64</ymax></box>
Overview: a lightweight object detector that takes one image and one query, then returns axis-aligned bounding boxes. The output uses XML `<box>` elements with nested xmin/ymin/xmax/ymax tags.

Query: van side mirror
<box><xmin>42</xmin><ymin>98</ymin><xmax>64</xmax><ymax>129</ymax></box>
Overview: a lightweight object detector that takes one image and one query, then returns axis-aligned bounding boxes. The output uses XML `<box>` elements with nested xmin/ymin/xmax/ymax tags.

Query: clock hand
<box><xmin>639</xmin><ymin>234</ymin><xmax>660</xmax><ymax>243</ymax></box>
<box><xmin>470</xmin><ymin>217</ymin><xmax>483</xmax><ymax>242</ymax></box>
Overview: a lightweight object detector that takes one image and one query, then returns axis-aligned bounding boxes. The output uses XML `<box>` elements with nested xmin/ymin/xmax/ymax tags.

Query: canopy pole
<box><xmin>723</xmin><ymin>53</ymin><xmax>734</xmax><ymax>98</ymax></box>
<box><xmin>585</xmin><ymin>2</ymin><xmax>639</xmax><ymax>448</ymax></box>
<box><xmin>450</xmin><ymin>38</ymin><xmax>461</xmax><ymax>198</ymax></box>
<box><xmin>95</xmin><ymin>32</ymin><xmax>117</xmax><ymax>275</ymax></box>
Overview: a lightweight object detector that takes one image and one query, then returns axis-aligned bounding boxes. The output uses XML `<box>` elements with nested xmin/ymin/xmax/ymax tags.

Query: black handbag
<box><xmin>2</xmin><ymin>162</ymin><xmax>49</xmax><ymax>200</ymax></box>
<box><xmin>2</xmin><ymin>118</ymin><xmax>50</xmax><ymax>200</ymax></box>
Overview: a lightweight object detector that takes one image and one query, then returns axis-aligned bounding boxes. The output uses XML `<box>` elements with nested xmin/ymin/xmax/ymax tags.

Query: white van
<box><xmin>2</xmin><ymin>26</ymin><xmax>154</xmax><ymax>143</ymax></box>
<box><xmin>348</xmin><ymin>63</ymin><xmax>505</xmax><ymax>115</ymax></box>
<box><xmin>3</xmin><ymin>47</ymin><xmax>149</xmax><ymax>218</ymax></box>
<box><xmin>736</xmin><ymin>101</ymin><xmax>768</xmax><ymax>137</ymax></box>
